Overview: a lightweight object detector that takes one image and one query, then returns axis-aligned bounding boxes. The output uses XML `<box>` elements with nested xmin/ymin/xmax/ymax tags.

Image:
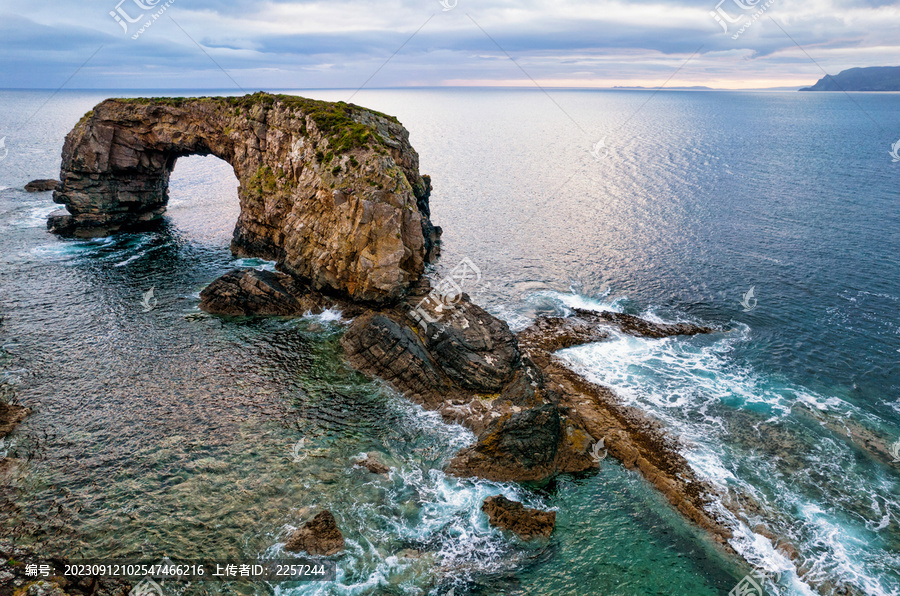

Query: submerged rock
<box><xmin>481</xmin><ymin>495</ymin><xmax>556</xmax><ymax>540</ymax></box>
<box><xmin>285</xmin><ymin>510</ymin><xmax>345</xmax><ymax>556</ymax></box>
<box><xmin>570</xmin><ymin>308</ymin><xmax>714</xmax><ymax>338</ymax></box>
<box><xmin>24</xmin><ymin>179</ymin><xmax>59</xmax><ymax>192</ymax></box>
<box><xmin>353</xmin><ymin>452</ymin><xmax>390</xmax><ymax>475</ymax></box>
<box><xmin>0</xmin><ymin>402</ymin><xmax>31</xmax><ymax>438</ymax></box>
<box><xmin>50</xmin><ymin>93</ymin><xmax>440</xmax><ymax>302</ymax></box>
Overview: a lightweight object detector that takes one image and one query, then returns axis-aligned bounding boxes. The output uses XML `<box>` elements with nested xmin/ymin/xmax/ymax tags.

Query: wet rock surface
<box><xmin>481</xmin><ymin>495</ymin><xmax>556</xmax><ymax>540</ymax></box>
<box><xmin>339</xmin><ymin>281</ymin><xmax>595</xmax><ymax>482</ymax></box>
<box><xmin>570</xmin><ymin>308</ymin><xmax>714</xmax><ymax>338</ymax></box>
<box><xmin>284</xmin><ymin>510</ymin><xmax>345</xmax><ymax>556</ymax></box>
<box><xmin>24</xmin><ymin>179</ymin><xmax>59</xmax><ymax>192</ymax></box>
<box><xmin>201</xmin><ymin>269</ymin><xmax>323</xmax><ymax>316</ymax></box>
<box><xmin>446</xmin><ymin>403</ymin><xmax>593</xmax><ymax>483</ymax></box>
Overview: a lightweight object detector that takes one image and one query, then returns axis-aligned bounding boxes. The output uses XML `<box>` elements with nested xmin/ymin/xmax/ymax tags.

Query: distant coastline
<box><xmin>800</xmin><ymin>66</ymin><xmax>900</xmax><ymax>91</ymax></box>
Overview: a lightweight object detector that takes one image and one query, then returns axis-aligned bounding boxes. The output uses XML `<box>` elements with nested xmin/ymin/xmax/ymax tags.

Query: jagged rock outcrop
<box><xmin>284</xmin><ymin>510</ymin><xmax>345</xmax><ymax>556</ymax></box>
<box><xmin>446</xmin><ymin>403</ymin><xmax>593</xmax><ymax>482</ymax></box>
<box><xmin>340</xmin><ymin>281</ymin><xmax>595</xmax><ymax>481</ymax></box>
<box><xmin>569</xmin><ymin>308</ymin><xmax>713</xmax><ymax>338</ymax></box>
<box><xmin>481</xmin><ymin>495</ymin><xmax>556</xmax><ymax>540</ymax></box>
<box><xmin>49</xmin><ymin>93</ymin><xmax>441</xmax><ymax>302</ymax></box>
<box><xmin>201</xmin><ymin>269</ymin><xmax>322</xmax><ymax>316</ymax></box>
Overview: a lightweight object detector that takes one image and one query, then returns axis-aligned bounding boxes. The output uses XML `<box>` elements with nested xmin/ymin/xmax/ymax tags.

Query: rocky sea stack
<box><xmin>48</xmin><ymin>92</ymin><xmax>441</xmax><ymax>302</ymax></box>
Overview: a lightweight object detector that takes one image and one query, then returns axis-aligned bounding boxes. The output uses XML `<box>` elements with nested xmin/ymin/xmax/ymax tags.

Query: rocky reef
<box><xmin>340</xmin><ymin>280</ymin><xmax>596</xmax><ymax>483</ymax></box>
<box><xmin>48</xmin><ymin>93</ymin><xmax>440</xmax><ymax>302</ymax></box>
<box><xmin>0</xmin><ymin>403</ymin><xmax>30</xmax><ymax>439</ymax></box>
<box><xmin>51</xmin><ymin>93</ymin><xmax>745</xmax><ymax>567</ymax></box>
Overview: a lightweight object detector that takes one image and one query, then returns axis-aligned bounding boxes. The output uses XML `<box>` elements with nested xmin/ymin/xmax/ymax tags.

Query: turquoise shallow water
<box><xmin>0</xmin><ymin>88</ymin><xmax>898</xmax><ymax>595</ymax></box>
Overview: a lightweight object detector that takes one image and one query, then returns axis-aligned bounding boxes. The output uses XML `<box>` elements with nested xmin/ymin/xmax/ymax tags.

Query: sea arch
<box><xmin>48</xmin><ymin>93</ymin><xmax>440</xmax><ymax>302</ymax></box>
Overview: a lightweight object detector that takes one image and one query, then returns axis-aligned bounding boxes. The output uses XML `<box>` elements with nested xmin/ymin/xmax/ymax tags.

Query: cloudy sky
<box><xmin>1</xmin><ymin>0</ymin><xmax>898</xmax><ymax>90</ymax></box>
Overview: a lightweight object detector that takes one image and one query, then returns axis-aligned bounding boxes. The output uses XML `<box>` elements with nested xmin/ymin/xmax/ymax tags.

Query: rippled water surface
<box><xmin>0</xmin><ymin>88</ymin><xmax>898</xmax><ymax>595</ymax></box>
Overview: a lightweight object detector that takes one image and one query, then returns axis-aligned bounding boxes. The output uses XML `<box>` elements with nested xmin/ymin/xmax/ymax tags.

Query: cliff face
<box><xmin>799</xmin><ymin>65</ymin><xmax>900</xmax><ymax>91</ymax></box>
<box><xmin>49</xmin><ymin>93</ymin><xmax>441</xmax><ymax>303</ymax></box>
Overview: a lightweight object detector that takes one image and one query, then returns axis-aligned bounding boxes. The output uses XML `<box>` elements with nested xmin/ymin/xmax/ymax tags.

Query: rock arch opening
<box><xmin>166</xmin><ymin>154</ymin><xmax>241</xmax><ymax>245</ymax></box>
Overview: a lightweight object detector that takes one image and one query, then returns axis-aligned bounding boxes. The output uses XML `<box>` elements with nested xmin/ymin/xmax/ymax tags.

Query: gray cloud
<box><xmin>0</xmin><ymin>0</ymin><xmax>897</xmax><ymax>89</ymax></box>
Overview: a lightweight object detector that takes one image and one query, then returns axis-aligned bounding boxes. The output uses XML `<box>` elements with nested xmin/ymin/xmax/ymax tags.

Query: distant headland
<box><xmin>800</xmin><ymin>66</ymin><xmax>900</xmax><ymax>91</ymax></box>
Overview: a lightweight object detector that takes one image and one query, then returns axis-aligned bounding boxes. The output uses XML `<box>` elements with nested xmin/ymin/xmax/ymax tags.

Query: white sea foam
<box><xmin>303</xmin><ymin>308</ymin><xmax>343</xmax><ymax>323</ymax></box>
<box><xmin>7</xmin><ymin>203</ymin><xmax>61</xmax><ymax>229</ymax></box>
<box><xmin>232</xmin><ymin>257</ymin><xmax>278</xmax><ymax>271</ymax></box>
<box><xmin>271</xmin><ymin>398</ymin><xmax>531</xmax><ymax>595</ymax></box>
<box><xmin>547</xmin><ymin>291</ymin><xmax>899</xmax><ymax>595</ymax></box>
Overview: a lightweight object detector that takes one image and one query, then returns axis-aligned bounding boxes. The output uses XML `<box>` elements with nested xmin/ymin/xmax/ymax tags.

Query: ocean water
<box><xmin>0</xmin><ymin>88</ymin><xmax>898</xmax><ymax>595</ymax></box>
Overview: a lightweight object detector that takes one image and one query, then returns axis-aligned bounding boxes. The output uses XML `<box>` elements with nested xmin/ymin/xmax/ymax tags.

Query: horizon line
<box><xmin>0</xmin><ymin>85</ymin><xmax>807</xmax><ymax>92</ymax></box>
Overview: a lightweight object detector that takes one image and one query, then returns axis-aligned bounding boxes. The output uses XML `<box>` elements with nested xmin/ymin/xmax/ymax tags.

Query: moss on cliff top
<box><xmin>109</xmin><ymin>92</ymin><xmax>400</xmax><ymax>151</ymax></box>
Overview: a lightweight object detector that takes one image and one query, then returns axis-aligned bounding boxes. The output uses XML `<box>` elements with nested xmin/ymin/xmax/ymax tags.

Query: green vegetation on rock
<box><xmin>107</xmin><ymin>92</ymin><xmax>400</xmax><ymax>153</ymax></box>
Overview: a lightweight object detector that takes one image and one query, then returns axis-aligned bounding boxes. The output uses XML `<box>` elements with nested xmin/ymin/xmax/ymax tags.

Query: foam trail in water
<box><xmin>548</xmin><ymin>291</ymin><xmax>899</xmax><ymax>596</ymax></box>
